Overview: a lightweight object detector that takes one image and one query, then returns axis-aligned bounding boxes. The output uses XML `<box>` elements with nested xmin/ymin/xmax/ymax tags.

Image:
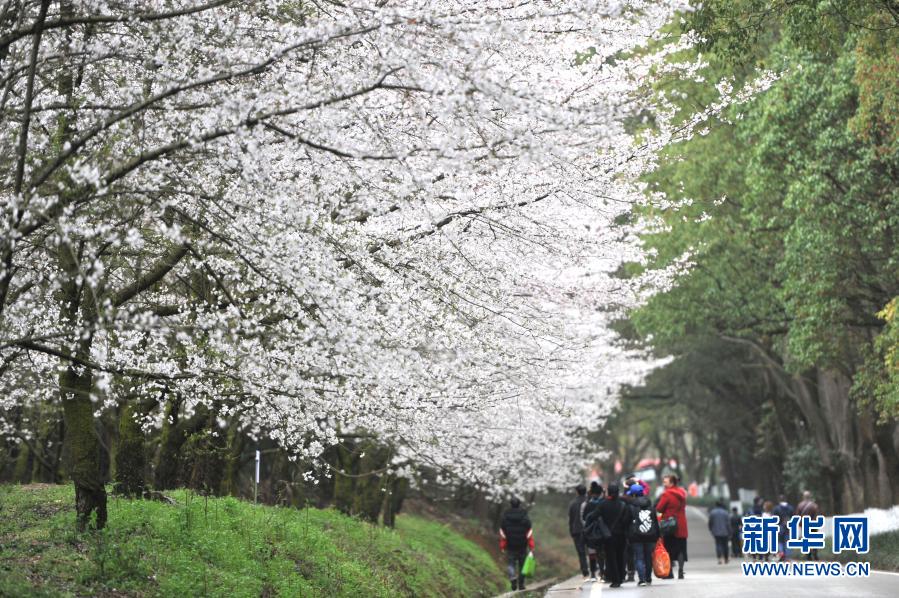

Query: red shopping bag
<box><xmin>652</xmin><ymin>538</ymin><xmax>671</xmax><ymax>578</ymax></box>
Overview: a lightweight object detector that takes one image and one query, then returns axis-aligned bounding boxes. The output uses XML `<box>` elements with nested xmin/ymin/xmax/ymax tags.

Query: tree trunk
<box><xmin>352</xmin><ymin>444</ymin><xmax>388</xmax><ymax>523</ymax></box>
<box><xmin>333</xmin><ymin>442</ymin><xmax>355</xmax><ymax>515</ymax></box>
<box><xmin>13</xmin><ymin>441</ymin><xmax>32</xmax><ymax>483</ymax></box>
<box><xmin>114</xmin><ymin>400</ymin><xmax>146</xmax><ymax>497</ymax></box>
<box><xmin>718</xmin><ymin>437</ymin><xmax>740</xmax><ymax>500</ymax></box>
<box><xmin>154</xmin><ymin>392</ymin><xmax>183</xmax><ymax>490</ymax></box>
<box><xmin>61</xmin><ymin>363</ymin><xmax>106</xmax><ymax>530</ymax></box>
<box><xmin>789</xmin><ymin>373</ymin><xmax>842</xmax><ymax>512</ymax></box>
<box><xmin>382</xmin><ymin>476</ymin><xmax>409</xmax><ymax>528</ymax></box>
<box><xmin>30</xmin><ymin>402</ymin><xmax>62</xmax><ymax>482</ymax></box>
<box><xmin>816</xmin><ymin>369</ymin><xmax>865</xmax><ymax>513</ymax></box>
<box><xmin>221</xmin><ymin>418</ymin><xmax>245</xmax><ymax>497</ymax></box>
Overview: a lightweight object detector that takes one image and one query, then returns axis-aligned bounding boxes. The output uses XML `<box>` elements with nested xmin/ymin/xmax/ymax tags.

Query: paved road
<box><xmin>545</xmin><ymin>506</ymin><xmax>899</xmax><ymax>598</ymax></box>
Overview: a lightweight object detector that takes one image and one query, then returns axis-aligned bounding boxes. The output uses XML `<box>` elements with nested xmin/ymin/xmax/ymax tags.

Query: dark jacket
<box><xmin>773</xmin><ymin>502</ymin><xmax>794</xmax><ymax>539</ymax></box>
<box><xmin>569</xmin><ymin>495</ymin><xmax>587</xmax><ymax>536</ymax></box>
<box><xmin>598</xmin><ymin>496</ymin><xmax>633</xmax><ymax>536</ymax></box>
<box><xmin>708</xmin><ymin>506</ymin><xmax>732</xmax><ymax>538</ymax></box>
<box><xmin>500</xmin><ymin>507</ymin><xmax>533</xmax><ymax>552</ymax></box>
<box><xmin>628</xmin><ymin>495</ymin><xmax>660</xmax><ymax>542</ymax></box>
<box><xmin>730</xmin><ymin>512</ymin><xmax>742</xmax><ymax>537</ymax></box>
<box><xmin>582</xmin><ymin>496</ymin><xmax>603</xmax><ymax>526</ymax></box>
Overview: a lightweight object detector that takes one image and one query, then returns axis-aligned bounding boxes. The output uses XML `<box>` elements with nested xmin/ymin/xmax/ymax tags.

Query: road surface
<box><xmin>545</xmin><ymin>506</ymin><xmax>899</xmax><ymax>597</ymax></box>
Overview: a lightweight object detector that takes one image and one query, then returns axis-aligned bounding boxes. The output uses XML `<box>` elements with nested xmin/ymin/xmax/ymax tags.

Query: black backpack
<box><xmin>584</xmin><ymin>511</ymin><xmax>612</xmax><ymax>546</ymax></box>
<box><xmin>582</xmin><ymin>498</ymin><xmax>611</xmax><ymax>547</ymax></box>
<box><xmin>629</xmin><ymin>501</ymin><xmax>657</xmax><ymax>540</ymax></box>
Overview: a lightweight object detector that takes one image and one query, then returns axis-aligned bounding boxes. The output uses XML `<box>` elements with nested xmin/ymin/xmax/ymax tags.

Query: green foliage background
<box><xmin>612</xmin><ymin>0</ymin><xmax>899</xmax><ymax>508</ymax></box>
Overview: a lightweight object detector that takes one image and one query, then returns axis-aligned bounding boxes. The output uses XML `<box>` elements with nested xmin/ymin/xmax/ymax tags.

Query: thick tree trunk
<box><xmin>61</xmin><ymin>363</ymin><xmax>106</xmax><ymax>530</ymax></box>
<box><xmin>352</xmin><ymin>445</ymin><xmax>388</xmax><ymax>523</ymax></box>
<box><xmin>221</xmin><ymin>419</ymin><xmax>245</xmax><ymax>497</ymax></box>
<box><xmin>114</xmin><ymin>401</ymin><xmax>146</xmax><ymax>497</ymax></box>
<box><xmin>13</xmin><ymin>441</ymin><xmax>32</xmax><ymax>483</ymax></box>
<box><xmin>333</xmin><ymin>439</ymin><xmax>391</xmax><ymax>523</ymax></box>
<box><xmin>382</xmin><ymin>476</ymin><xmax>409</xmax><ymax>528</ymax></box>
<box><xmin>717</xmin><ymin>438</ymin><xmax>740</xmax><ymax>500</ymax></box>
<box><xmin>333</xmin><ymin>442</ymin><xmax>355</xmax><ymax>515</ymax></box>
<box><xmin>30</xmin><ymin>402</ymin><xmax>62</xmax><ymax>482</ymax></box>
<box><xmin>815</xmin><ymin>370</ymin><xmax>866</xmax><ymax>513</ymax></box>
<box><xmin>789</xmin><ymin>373</ymin><xmax>843</xmax><ymax>512</ymax></box>
<box><xmin>155</xmin><ymin>393</ymin><xmax>184</xmax><ymax>490</ymax></box>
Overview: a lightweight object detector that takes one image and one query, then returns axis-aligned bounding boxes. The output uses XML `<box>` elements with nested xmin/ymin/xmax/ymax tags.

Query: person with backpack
<box><xmin>499</xmin><ymin>498</ymin><xmax>535</xmax><ymax>591</ymax></box>
<box><xmin>626</xmin><ymin>483</ymin><xmax>659</xmax><ymax>587</ymax></box>
<box><xmin>597</xmin><ymin>482</ymin><xmax>633</xmax><ymax>588</ymax></box>
<box><xmin>708</xmin><ymin>500</ymin><xmax>732</xmax><ymax>564</ymax></box>
<box><xmin>622</xmin><ymin>476</ymin><xmax>648</xmax><ymax>583</ymax></box>
<box><xmin>655</xmin><ymin>474</ymin><xmax>688</xmax><ymax>579</ymax></box>
<box><xmin>773</xmin><ymin>494</ymin><xmax>795</xmax><ymax>562</ymax></box>
<box><xmin>580</xmin><ymin>482</ymin><xmax>606</xmax><ymax>582</ymax></box>
<box><xmin>568</xmin><ymin>484</ymin><xmax>590</xmax><ymax>578</ymax></box>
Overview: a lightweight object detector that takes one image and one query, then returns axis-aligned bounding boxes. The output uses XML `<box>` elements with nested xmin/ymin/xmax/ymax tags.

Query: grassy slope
<box><xmin>831</xmin><ymin>529</ymin><xmax>899</xmax><ymax>573</ymax></box>
<box><xmin>0</xmin><ymin>484</ymin><xmax>506</xmax><ymax>597</ymax></box>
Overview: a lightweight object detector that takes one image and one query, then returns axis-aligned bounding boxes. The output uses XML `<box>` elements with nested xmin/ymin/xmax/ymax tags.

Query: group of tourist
<box><xmin>498</xmin><ymin>473</ymin><xmax>689</xmax><ymax>591</ymax></box>
<box><xmin>498</xmin><ymin>475</ymin><xmax>825</xmax><ymax>591</ymax></box>
<box><xmin>741</xmin><ymin>490</ymin><xmax>821</xmax><ymax>561</ymax></box>
<box><xmin>571</xmin><ymin>473</ymin><xmax>689</xmax><ymax>588</ymax></box>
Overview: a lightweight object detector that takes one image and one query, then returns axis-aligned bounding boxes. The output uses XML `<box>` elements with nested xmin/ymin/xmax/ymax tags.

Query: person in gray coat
<box><xmin>708</xmin><ymin>501</ymin><xmax>733</xmax><ymax>564</ymax></box>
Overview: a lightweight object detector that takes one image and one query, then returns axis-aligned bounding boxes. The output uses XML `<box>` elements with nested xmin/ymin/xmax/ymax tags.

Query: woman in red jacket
<box><xmin>655</xmin><ymin>474</ymin><xmax>688</xmax><ymax>579</ymax></box>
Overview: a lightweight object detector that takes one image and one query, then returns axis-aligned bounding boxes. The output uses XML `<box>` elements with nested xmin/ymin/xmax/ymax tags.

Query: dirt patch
<box><xmin>30</xmin><ymin>501</ymin><xmax>71</xmax><ymax>519</ymax></box>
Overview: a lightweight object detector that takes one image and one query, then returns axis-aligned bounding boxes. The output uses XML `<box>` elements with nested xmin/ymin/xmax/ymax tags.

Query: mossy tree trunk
<box><xmin>13</xmin><ymin>441</ymin><xmax>32</xmax><ymax>483</ymax></box>
<box><xmin>154</xmin><ymin>391</ymin><xmax>184</xmax><ymax>490</ymax></box>
<box><xmin>114</xmin><ymin>400</ymin><xmax>146</xmax><ymax>497</ymax></box>
<box><xmin>221</xmin><ymin>417</ymin><xmax>245</xmax><ymax>497</ymax></box>
<box><xmin>61</xmin><ymin>359</ymin><xmax>106</xmax><ymax>530</ymax></box>
<box><xmin>183</xmin><ymin>426</ymin><xmax>226</xmax><ymax>496</ymax></box>
<box><xmin>30</xmin><ymin>402</ymin><xmax>63</xmax><ymax>482</ymax></box>
<box><xmin>333</xmin><ymin>441</ymin><xmax>355</xmax><ymax>515</ymax></box>
<box><xmin>56</xmin><ymin>213</ymin><xmax>106</xmax><ymax>530</ymax></box>
<box><xmin>381</xmin><ymin>476</ymin><xmax>409</xmax><ymax>528</ymax></box>
<box><xmin>333</xmin><ymin>438</ymin><xmax>392</xmax><ymax>523</ymax></box>
<box><xmin>352</xmin><ymin>444</ymin><xmax>388</xmax><ymax>522</ymax></box>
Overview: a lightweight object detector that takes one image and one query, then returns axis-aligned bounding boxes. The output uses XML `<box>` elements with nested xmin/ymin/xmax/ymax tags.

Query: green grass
<box><xmin>0</xmin><ymin>484</ymin><xmax>506</xmax><ymax>597</ymax></box>
<box><xmin>831</xmin><ymin>529</ymin><xmax>899</xmax><ymax>573</ymax></box>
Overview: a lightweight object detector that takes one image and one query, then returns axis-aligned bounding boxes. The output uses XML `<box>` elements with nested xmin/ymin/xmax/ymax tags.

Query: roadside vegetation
<box><xmin>832</xmin><ymin>530</ymin><xmax>899</xmax><ymax>573</ymax></box>
<box><xmin>0</xmin><ymin>484</ymin><xmax>506</xmax><ymax>597</ymax></box>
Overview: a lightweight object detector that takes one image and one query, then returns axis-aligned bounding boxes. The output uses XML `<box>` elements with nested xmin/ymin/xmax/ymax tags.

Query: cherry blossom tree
<box><xmin>1</xmin><ymin>0</ymin><xmax>747</xmax><ymax>528</ymax></box>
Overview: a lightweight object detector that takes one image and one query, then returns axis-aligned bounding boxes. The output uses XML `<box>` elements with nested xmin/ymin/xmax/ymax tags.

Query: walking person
<box><xmin>581</xmin><ymin>482</ymin><xmax>606</xmax><ymax>582</ymax></box>
<box><xmin>626</xmin><ymin>483</ymin><xmax>659</xmax><ymax>587</ymax></box>
<box><xmin>655</xmin><ymin>474</ymin><xmax>688</xmax><ymax>579</ymax></box>
<box><xmin>568</xmin><ymin>484</ymin><xmax>590</xmax><ymax>578</ymax></box>
<box><xmin>622</xmin><ymin>476</ymin><xmax>646</xmax><ymax>583</ymax></box>
<box><xmin>708</xmin><ymin>500</ymin><xmax>732</xmax><ymax>564</ymax></box>
<box><xmin>773</xmin><ymin>495</ymin><xmax>795</xmax><ymax>562</ymax></box>
<box><xmin>598</xmin><ymin>482</ymin><xmax>633</xmax><ymax>588</ymax></box>
<box><xmin>499</xmin><ymin>498</ymin><xmax>535</xmax><ymax>591</ymax></box>
<box><xmin>747</xmin><ymin>497</ymin><xmax>765</xmax><ymax>561</ymax></box>
<box><xmin>795</xmin><ymin>491</ymin><xmax>821</xmax><ymax>561</ymax></box>
<box><xmin>730</xmin><ymin>507</ymin><xmax>743</xmax><ymax>558</ymax></box>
